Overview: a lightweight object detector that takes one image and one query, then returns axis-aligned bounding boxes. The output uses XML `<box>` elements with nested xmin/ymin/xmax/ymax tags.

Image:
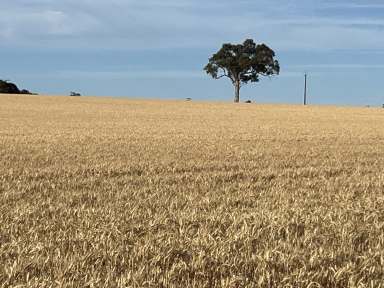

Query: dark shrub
<box><xmin>0</xmin><ymin>80</ymin><xmax>35</xmax><ymax>94</ymax></box>
<box><xmin>20</xmin><ymin>89</ymin><xmax>32</xmax><ymax>95</ymax></box>
<box><xmin>0</xmin><ymin>80</ymin><xmax>20</xmax><ymax>94</ymax></box>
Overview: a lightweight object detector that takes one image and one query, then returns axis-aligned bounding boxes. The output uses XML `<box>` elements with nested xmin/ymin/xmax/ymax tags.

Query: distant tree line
<box><xmin>0</xmin><ymin>80</ymin><xmax>35</xmax><ymax>95</ymax></box>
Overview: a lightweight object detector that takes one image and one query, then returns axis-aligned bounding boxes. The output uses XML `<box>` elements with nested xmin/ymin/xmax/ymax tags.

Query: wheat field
<box><xmin>0</xmin><ymin>94</ymin><xmax>383</xmax><ymax>287</ymax></box>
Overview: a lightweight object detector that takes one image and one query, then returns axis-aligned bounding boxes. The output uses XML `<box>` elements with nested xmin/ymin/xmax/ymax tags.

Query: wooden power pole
<box><xmin>304</xmin><ymin>73</ymin><xmax>307</xmax><ymax>106</ymax></box>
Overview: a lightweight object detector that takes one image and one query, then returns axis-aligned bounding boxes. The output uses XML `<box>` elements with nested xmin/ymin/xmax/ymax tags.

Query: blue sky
<box><xmin>1</xmin><ymin>0</ymin><xmax>384</xmax><ymax>105</ymax></box>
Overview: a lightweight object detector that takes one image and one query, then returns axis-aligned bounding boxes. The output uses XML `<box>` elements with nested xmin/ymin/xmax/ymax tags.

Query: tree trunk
<box><xmin>234</xmin><ymin>81</ymin><xmax>240</xmax><ymax>103</ymax></box>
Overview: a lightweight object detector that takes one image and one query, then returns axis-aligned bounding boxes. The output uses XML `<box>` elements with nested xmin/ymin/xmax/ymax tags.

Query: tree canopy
<box><xmin>204</xmin><ymin>39</ymin><xmax>280</xmax><ymax>103</ymax></box>
<box><xmin>0</xmin><ymin>80</ymin><xmax>34</xmax><ymax>95</ymax></box>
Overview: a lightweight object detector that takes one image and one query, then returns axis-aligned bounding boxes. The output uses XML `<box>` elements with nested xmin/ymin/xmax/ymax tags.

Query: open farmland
<box><xmin>1</xmin><ymin>94</ymin><xmax>384</xmax><ymax>287</ymax></box>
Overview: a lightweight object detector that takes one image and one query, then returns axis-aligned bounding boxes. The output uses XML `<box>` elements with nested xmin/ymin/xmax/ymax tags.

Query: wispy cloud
<box><xmin>289</xmin><ymin>64</ymin><xmax>384</xmax><ymax>69</ymax></box>
<box><xmin>14</xmin><ymin>69</ymin><xmax>206</xmax><ymax>80</ymax></box>
<box><xmin>57</xmin><ymin>69</ymin><xmax>205</xmax><ymax>79</ymax></box>
<box><xmin>322</xmin><ymin>1</ymin><xmax>384</xmax><ymax>9</ymax></box>
<box><xmin>1</xmin><ymin>0</ymin><xmax>384</xmax><ymax>51</ymax></box>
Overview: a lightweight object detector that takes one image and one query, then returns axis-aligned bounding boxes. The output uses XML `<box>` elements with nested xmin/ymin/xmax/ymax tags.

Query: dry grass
<box><xmin>0</xmin><ymin>94</ymin><xmax>383</xmax><ymax>287</ymax></box>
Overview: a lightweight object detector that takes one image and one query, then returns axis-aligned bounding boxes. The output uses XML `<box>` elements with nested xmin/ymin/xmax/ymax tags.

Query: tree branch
<box><xmin>214</xmin><ymin>68</ymin><xmax>232</xmax><ymax>81</ymax></box>
<box><xmin>215</xmin><ymin>74</ymin><xmax>229</xmax><ymax>79</ymax></box>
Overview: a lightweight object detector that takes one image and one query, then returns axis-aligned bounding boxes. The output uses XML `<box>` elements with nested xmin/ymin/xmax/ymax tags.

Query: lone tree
<box><xmin>204</xmin><ymin>39</ymin><xmax>280</xmax><ymax>103</ymax></box>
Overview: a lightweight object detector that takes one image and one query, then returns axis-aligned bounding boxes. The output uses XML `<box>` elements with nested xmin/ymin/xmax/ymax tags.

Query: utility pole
<box><xmin>304</xmin><ymin>73</ymin><xmax>307</xmax><ymax>106</ymax></box>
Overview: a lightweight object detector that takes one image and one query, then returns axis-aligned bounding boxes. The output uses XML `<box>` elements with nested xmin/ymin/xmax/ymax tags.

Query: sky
<box><xmin>1</xmin><ymin>0</ymin><xmax>384</xmax><ymax>106</ymax></box>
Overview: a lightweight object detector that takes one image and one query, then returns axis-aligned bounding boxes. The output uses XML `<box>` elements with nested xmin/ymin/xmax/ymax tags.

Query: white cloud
<box><xmin>0</xmin><ymin>7</ymin><xmax>101</xmax><ymax>39</ymax></box>
<box><xmin>1</xmin><ymin>0</ymin><xmax>384</xmax><ymax>51</ymax></box>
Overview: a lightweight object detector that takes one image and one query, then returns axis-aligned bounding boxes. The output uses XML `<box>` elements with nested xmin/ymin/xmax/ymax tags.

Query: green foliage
<box><xmin>204</xmin><ymin>39</ymin><xmax>280</xmax><ymax>102</ymax></box>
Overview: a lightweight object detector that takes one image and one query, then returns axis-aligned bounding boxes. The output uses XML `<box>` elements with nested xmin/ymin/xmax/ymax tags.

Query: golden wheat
<box><xmin>0</xmin><ymin>94</ymin><xmax>383</xmax><ymax>287</ymax></box>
